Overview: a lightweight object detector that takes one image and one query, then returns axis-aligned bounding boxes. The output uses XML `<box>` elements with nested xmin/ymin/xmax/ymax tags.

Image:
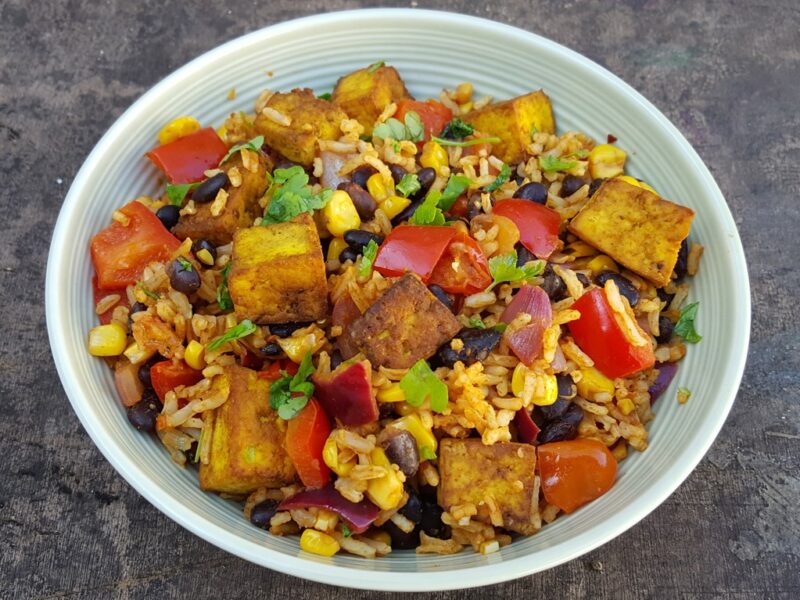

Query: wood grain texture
<box><xmin>2</xmin><ymin>0</ymin><xmax>798</xmax><ymax>597</ymax></box>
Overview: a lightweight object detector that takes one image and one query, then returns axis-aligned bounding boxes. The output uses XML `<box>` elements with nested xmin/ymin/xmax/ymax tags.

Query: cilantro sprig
<box><xmin>467</xmin><ymin>315</ymin><xmax>486</xmax><ymax>329</ymax></box>
<box><xmin>207</xmin><ymin>319</ymin><xmax>257</xmax><ymax>351</ymax></box>
<box><xmin>674</xmin><ymin>302</ymin><xmax>702</xmax><ymax>343</ymax></box>
<box><xmin>219</xmin><ymin>135</ymin><xmax>264</xmax><ymax>166</ymax></box>
<box><xmin>409</xmin><ymin>191</ymin><xmax>446</xmax><ymax>226</ymax></box>
<box><xmin>439</xmin><ymin>117</ymin><xmax>474</xmax><ymax>140</ymax></box>
<box><xmin>317</xmin><ymin>92</ymin><xmax>332</xmax><ymax>101</ymax></box>
<box><xmin>485</xmin><ymin>251</ymin><xmax>544</xmax><ymax>291</ymax></box>
<box><xmin>136</xmin><ymin>281</ymin><xmax>159</xmax><ymax>301</ymax></box>
<box><xmin>216</xmin><ymin>262</ymin><xmax>233</xmax><ymax>311</ymax></box>
<box><xmin>176</xmin><ymin>256</ymin><xmax>193</xmax><ymax>271</ymax></box>
<box><xmin>261</xmin><ymin>166</ymin><xmax>332</xmax><ymax>225</ymax></box>
<box><xmin>166</xmin><ymin>182</ymin><xmax>200</xmax><ymax>207</ymax></box>
<box><xmin>431</xmin><ymin>135</ymin><xmax>501</xmax><ymax>147</ymax></box>
<box><xmin>438</xmin><ymin>174</ymin><xmax>471</xmax><ymax>211</ymax></box>
<box><xmin>539</xmin><ymin>155</ymin><xmax>578</xmax><ymax>173</ymax></box>
<box><xmin>269</xmin><ymin>353</ymin><xmax>316</xmax><ymax>420</ymax></box>
<box><xmin>396</xmin><ymin>173</ymin><xmax>421</xmax><ymax>198</ymax></box>
<box><xmin>484</xmin><ymin>163</ymin><xmax>511</xmax><ymax>193</ymax></box>
<box><xmin>359</xmin><ymin>239</ymin><xmax>379</xmax><ymax>279</ymax></box>
<box><xmin>366</xmin><ymin>60</ymin><xmax>385</xmax><ymax>74</ymax></box>
<box><xmin>399</xmin><ymin>359</ymin><xmax>448</xmax><ymax>413</ymax></box>
<box><xmin>373</xmin><ymin>111</ymin><xmax>424</xmax><ymax>143</ymax></box>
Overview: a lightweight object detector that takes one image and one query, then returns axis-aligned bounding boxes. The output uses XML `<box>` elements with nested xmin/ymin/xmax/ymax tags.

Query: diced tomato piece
<box><xmin>240</xmin><ymin>349</ymin><xmax>264</xmax><ymax>371</ymax></box>
<box><xmin>145</xmin><ymin>127</ymin><xmax>228</xmax><ymax>184</ymax></box>
<box><xmin>493</xmin><ymin>199</ymin><xmax>561</xmax><ymax>259</ymax></box>
<box><xmin>92</xmin><ymin>276</ymin><xmax>129</xmax><ymax>325</ymax></box>
<box><xmin>286</xmin><ymin>399</ymin><xmax>332</xmax><ymax>489</ymax></box>
<box><xmin>373</xmin><ymin>225</ymin><xmax>457</xmax><ymax>282</ymax></box>
<box><xmin>500</xmin><ymin>285</ymin><xmax>553</xmax><ymax>365</ymax></box>
<box><xmin>91</xmin><ymin>200</ymin><xmax>181</xmax><ymax>290</ymax></box>
<box><xmin>150</xmin><ymin>360</ymin><xmax>203</xmax><ymax>403</ymax></box>
<box><xmin>538</xmin><ymin>439</ymin><xmax>617</xmax><ymax>513</ymax></box>
<box><xmin>258</xmin><ymin>359</ymin><xmax>298</xmax><ymax>382</ymax></box>
<box><xmin>447</xmin><ymin>194</ymin><xmax>469</xmax><ymax>218</ymax></box>
<box><xmin>428</xmin><ymin>232</ymin><xmax>492</xmax><ymax>295</ymax></box>
<box><xmin>568</xmin><ymin>288</ymin><xmax>655</xmax><ymax>378</ymax></box>
<box><xmin>395</xmin><ymin>99</ymin><xmax>453</xmax><ymax>142</ymax></box>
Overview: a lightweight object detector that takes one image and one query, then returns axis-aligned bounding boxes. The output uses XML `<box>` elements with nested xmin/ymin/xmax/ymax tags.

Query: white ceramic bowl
<box><xmin>46</xmin><ymin>9</ymin><xmax>750</xmax><ymax>591</ymax></box>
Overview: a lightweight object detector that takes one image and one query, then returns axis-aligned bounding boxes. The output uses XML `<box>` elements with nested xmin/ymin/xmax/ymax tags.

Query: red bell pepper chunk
<box><xmin>373</xmin><ymin>225</ymin><xmax>457</xmax><ymax>282</ymax></box>
<box><xmin>91</xmin><ymin>200</ymin><xmax>181</xmax><ymax>290</ymax></box>
<box><xmin>493</xmin><ymin>199</ymin><xmax>561</xmax><ymax>259</ymax></box>
<box><xmin>312</xmin><ymin>360</ymin><xmax>379</xmax><ymax>426</ymax></box>
<box><xmin>428</xmin><ymin>231</ymin><xmax>492</xmax><ymax>295</ymax></box>
<box><xmin>150</xmin><ymin>360</ymin><xmax>203</xmax><ymax>403</ymax></box>
<box><xmin>92</xmin><ymin>276</ymin><xmax>129</xmax><ymax>325</ymax></box>
<box><xmin>514</xmin><ymin>408</ymin><xmax>541</xmax><ymax>444</ymax></box>
<box><xmin>286</xmin><ymin>398</ymin><xmax>332</xmax><ymax>489</ymax></box>
<box><xmin>395</xmin><ymin>99</ymin><xmax>453</xmax><ymax>142</ymax></box>
<box><xmin>145</xmin><ymin>127</ymin><xmax>228</xmax><ymax>184</ymax></box>
<box><xmin>500</xmin><ymin>285</ymin><xmax>553</xmax><ymax>365</ymax></box>
<box><xmin>258</xmin><ymin>359</ymin><xmax>298</xmax><ymax>382</ymax></box>
<box><xmin>568</xmin><ymin>288</ymin><xmax>655</xmax><ymax>379</ymax></box>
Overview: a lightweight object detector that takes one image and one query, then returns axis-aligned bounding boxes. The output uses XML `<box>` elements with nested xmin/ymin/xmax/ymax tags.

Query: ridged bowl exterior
<box><xmin>46</xmin><ymin>9</ymin><xmax>750</xmax><ymax>591</ymax></box>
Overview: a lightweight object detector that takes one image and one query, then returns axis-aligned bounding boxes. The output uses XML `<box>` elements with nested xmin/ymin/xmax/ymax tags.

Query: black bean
<box><xmin>537</xmin><ymin>402</ymin><xmax>583</xmax><ymax>444</ymax></box>
<box><xmin>329</xmin><ymin>348</ymin><xmax>343</xmax><ymax>371</ymax></box>
<box><xmin>130</xmin><ymin>302</ymin><xmax>147</xmax><ymax>315</ymax></box>
<box><xmin>338</xmin><ymin>182</ymin><xmax>377</xmax><ymax>220</ymax></box>
<box><xmin>126</xmin><ymin>393</ymin><xmax>162</xmax><ymax>432</ymax></box>
<box><xmin>576</xmin><ymin>272</ymin><xmax>591</xmax><ymax>288</ymax></box>
<box><xmin>413</xmin><ymin>167</ymin><xmax>437</xmax><ymax>199</ymax></box>
<box><xmin>192</xmin><ymin>173</ymin><xmax>229</xmax><ymax>204</ymax></box>
<box><xmin>391</xmin><ymin>197</ymin><xmax>423</xmax><ymax>225</ymax></box>
<box><xmin>466</xmin><ymin>193</ymin><xmax>483</xmax><ymax>221</ymax></box>
<box><xmin>541</xmin><ymin>265</ymin><xmax>567</xmax><ymax>301</ymax></box>
<box><xmin>250</xmin><ymin>500</ymin><xmax>279</xmax><ymax>529</ymax></box>
<box><xmin>389</xmin><ymin>164</ymin><xmax>408</xmax><ymax>184</ymax></box>
<box><xmin>167</xmin><ymin>259</ymin><xmax>201</xmax><ymax>294</ymax></box>
<box><xmin>514</xmin><ymin>182</ymin><xmax>548</xmax><ymax>204</ymax></box>
<box><xmin>428</xmin><ymin>284</ymin><xmax>455</xmax><ymax>313</ymax></box>
<box><xmin>535</xmin><ymin>398</ymin><xmax>570</xmax><ymax>423</ymax></box>
<box><xmin>261</xmin><ymin>342</ymin><xmax>282</xmax><ymax>357</ymax></box>
<box><xmin>595</xmin><ymin>271</ymin><xmax>639</xmax><ymax>306</ymax></box>
<box><xmin>137</xmin><ymin>355</ymin><xmax>160</xmax><ymax>388</ymax></box>
<box><xmin>383</xmin><ymin>521</ymin><xmax>420</xmax><ymax>549</ymax></box>
<box><xmin>155</xmin><ymin>204</ymin><xmax>180</xmax><ymax>230</ymax></box>
<box><xmin>673</xmin><ymin>238</ymin><xmax>689</xmax><ymax>281</ymax></box>
<box><xmin>657</xmin><ymin>287</ymin><xmax>675</xmax><ymax>305</ymax></box>
<box><xmin>561</xmin><ymin>401</ymin><xmax>584</xmax><ymax>427</ymax></box>
<box><xmin>515</xmin><ymin>243</ymin><xmax>537</xmax><ymax>267</ymax></box>
<box><xmin>378</xmin><ymin>401</ymin><xmax>397</xmax><ymax>420</ymax></box>
<box><xmin>351</xmin><ymin>165</ymin><xmax>378</xmax><ymax>189</ymax></box>
<box><xmin>269</xmin><ymin>322</ymin><xmax>309</xmax><ymax>338</ymax></box>
<box><xmin>344</xmin><ymin>229</ymin><xmax>384</xmax><ymax>251</ymax></box>
<box><xmin>418</xmin><ymin>484</ymin><xmax>438</xmax><ymax>503</ymax></box>
<box><xmin>513</xmin><ymin>174</ymin><xmax>526</xmax><ymax>186</ymax></box>
<box><xmin>656</xmin><ymin>316</ymin><xmax>674</xmax><ymax>344</ymax></box>
<box><xmin>434</xmin><ymin>328</ymin><xmax>502</xmax><ymax>368</ymax></box>
<box><xmin>380</xmin><ymin>429</ymin><xmax>420</xmax><ymax>477</ymax></box>
<box><xmin>339</xmin><ymin>246</ymin><xmax>359</xmax><ymax>264</ymax></box>
<box><xmin>420</xmin><ymin>501</ymin><xmax>450</xmax><ymax>539</ymax></box>
<box><xmin>400</xmin><ymin>492</ymin><xmax>423</xmax><ymax>524</ymax></box>
<box><xmin>588</xmin><ymin>178</ymin><xmax>605</xmax><ymax>197</ymax></box>
<box><xmin>561</xmin><ymin>175</ymin><xmax>585</xmax><ymax>197</ymax></box>
<box><xmin>557</xmin><ymin>374</ymin><xmax>577</xmax><ymax>400</ymax></box>
<box><xmin>192</xmin><ymin>238</ymin><xmax>217</xmax><ymax>265</ymax></box>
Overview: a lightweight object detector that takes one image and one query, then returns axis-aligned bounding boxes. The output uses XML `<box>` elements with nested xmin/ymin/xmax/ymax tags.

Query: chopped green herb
<box><xmin>396</xmin><ymin>173</ymin><xmax>421</xmax><ymax>198</ymax></box>
<box><xmin>485</xmin><ymin>251</ymin><xmax>544</xmax><ymax>291</ymax></box>
<box><xmin>399</xmin><ymin>359</ymin><xmax>448</xmax><ymax>413</ymax></box>
<box><xmin>439</xmin><ymin>117</ymin><xmax>474</xmax><ymax>140</ymax></box>
<box><xmin>539</xmin><ymin>155</ymin><xmax>578</xmax><ymax>173</ymax></box>
<box><xmin>341</xmin><ymin>524</ymin><xmax>352</xmax><ymax>538</ymax></box>
<box><xmin>431</xmin><ymin>135</ymin><xmax>501</xmax><ymax>147</ymax></box>
<box><xmin>493</xmin><ymin>322</ymin><xmax>508</xmax><ymax>333</ymax></box>
<box><xmin>176</xmin><ymin>256</ymin><xmax>193</xmax><ymax>271</ymax></box>
<box><xmin>207</xmin><ymin>319</ymin><xmax>257</xmax><ymax>351</ymax></box>
<box><xmin>261</xmin><ymin>166</ymin><xmax>332</xmax><ymax>225</ymax></box>
<box><xmin>438</xmin><ymin>174</ymin><xmax>472</xmax><ymax>211</ymax></box>
<box><xmin>219</xmin><ymin>135</ymin><xmax>264</xmax><ymax>166</ymax></box>
<box><xmin>367</xmin><ymin>60</ymin><xmax>384</xmax><ymax>74</ymax></box>
<box><xmin>467</xmin><ymin>315</ymin><xmax>486</xmax><ymax>329</ymax></box>
<box><xmin>136</xmin><ymin>281</ymin><xmax>159</xmax><ymax>301</ymax></box>
<box><xmin>193</xmin><ymin>429</ymin><xmax>203</xmax><ymax>463</ymax></box>
<box><xmin>484</xmin><ymin>163</ymin><xmax>511</xmax><ymax>193</ymax></box>
<box><xmin>359</xmin><ymin>239</ymin><xmax>379</xmax><ymax>279</ymax></box>
<box><xmin>420</xmin><ymin>446</ymin><xmax>437</xmax><ymax>461</ymax></box>
<box><xmin>216</xmin><ymin>262</ymin><xmax>233</xmax><ymax>311</ymax></box>
<box><xmin>166</xmin><ymin>182</ymin><xmax>200</xmax><ymax>207</ymax></box>
<box><xmin>409</xmin><ymin>190</ymin><xmax>446</xmax><ymax>226</ymax></box>
<box><xmin>317</xmin><ymin>92</ymin><xmax>332</xmax><ymax>101</ymax></box>
<box><xmin>239</xmin><ymin>111</ymin><xmax>254</xmax><ymax>127</ymax></box>
<box><xmin>678</xmin><ymin>386</ymin><xmax>692</xmax><ymax>399</ymax></box>
<box><xmin>674</xmin><ymin>302</ymin><xmax>702</xmax><ymax>343</ymax></box>
<box><xmin>568</xmin><ymin>149</ymin><xmax>590</xmax><ymax>159</ymax></box>
<box><xmin>269</xmin><ymin>352</ymin><xmax>316</xmax><ymax>420</ymax></box>
<box><xmin>373</xmin><ymin>111</ymin><xmax>424</xmax><ymax>143</ymax></box>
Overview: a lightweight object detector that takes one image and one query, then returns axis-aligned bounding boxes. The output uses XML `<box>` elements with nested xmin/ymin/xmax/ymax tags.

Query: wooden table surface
<box><xmin>2</xmin><ymin>1</ymin><xmax>798</xmax><ymax>597</ymax></box>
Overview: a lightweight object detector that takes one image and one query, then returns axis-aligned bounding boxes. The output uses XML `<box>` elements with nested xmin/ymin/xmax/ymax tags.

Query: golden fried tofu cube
<box><xmin>229</xmin><ymin>213</ymin><xmax>328</xmax><ymax>324</ymax></box>
<box><xmin>199</xmin><ymin>365</ymin><xmax>295</xmax><ymax>494</ymax></box>
<box><xmin>346</xmin><ymin>274</ymin><xmax>461</xmax><ymax>369</ymax></box>
<box><xmin>438</xmin><ymin>439</ymin><xmax>539</xmax><ymax>535</ymax></box>
<box><xmin>568</xmin><ymin>178</ymin><xmax>695</xmax><ymax>287</ymax></box>
<box><xmin>462</xmin><ymin>90</ymin><xmax>555</xmax><ymax>165</ymax></box>
<box><xmin>332</xmin><ymin>65</ymin><xmax>411</xmax><ymax>135</ymax></box>
<box><xmin>254</xmin><ymin>88</ymin><xmax>348</xmax><ymax>166</ymax></box>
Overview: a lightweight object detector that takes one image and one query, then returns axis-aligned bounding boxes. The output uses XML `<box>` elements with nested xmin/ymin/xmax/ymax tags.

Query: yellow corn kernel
<box><xmin>617</xmin><ymin>397</ymin><xmax>636</xmax><ymax>416</ymax></box>
<box><xmin>586</xmin><ymin>255</ymin><xmax>619</xmax><ymax>276</ymax></box>
<box><xmin>576</xmin><ymin>366</ymin><xmax>615</xmax><ymax>399</ymax></box>
<box><xmin>379</xmin><ymin>194</ymin><xmax>412</xmax><ymax>220</ymax></box>
<box><xmin>216</xmin><ymin>125</ymin><xmax>227</xmax><ymax>139</ymax></box>
<box><xmin>184</xmin><ymin>340</ymin><xmax>205</xmax><ymax>370</ymax></box>
<box><xmin>157</xmin><ymin>116</ymin><xmax>201</xmax><ymax>145</ymax></box>
<box><xmin>87</xmin><ymin>323</ymin><xmax>127</xmax><ymax>357</ymax></box>
<box><xmin>123</xmin><ymin>341</ymin><xmax>156</xmax><ymax>365</ymax></box>
<box><xmin>377</xmin><ymin>384</ymin><xmax>406</xmax><ymax>403</ymax></box>
<box><xmin>588</xmin><ymin>144</ymin><xmax>627</xmax><ymax>179</ymax></box>
<box><xmin>300</xmin><ymin>529</ymin><xmax>340</xmax><ymax>557</ymax></box>
<box><xmin>196</xmin><ymin>248</ymin><xmax>215</xmax><ymax>266</ymax></box>
<box><xmin>615</xmin><ymin>175</ymin><xmax>658</xmax><ymax>195</ymax></box>
<box><xmin>454</xmin><ymin>82</ymin><xmax>473</xmax><ymax>103</ymax></box>
<box><xmin>532</xmin><ymin>373</ymin><xmax>559</xmax><ymax>407</ymax></box>
<box><xmin>367</xmin><ymin>448</ymin><xmax>404</xmax><ymax>510</ymax></box>
<box><xmin>369</xmin><ymin>530</ymin><xmax>392</xmax><ymax>546</ymax></box>
<box><xmin>323</xmin><ymin>190</ymin><xmax>361</xmax><ymax>237</ymax></box>
<box><xmin>420</xmin><ymin>141</ymin><xmax>448</xmax><ymax>172</ymax></box>
<box><xmin>326</xmin><ymin>237</ymin><xmax>348</xmax><ymax>262</ymax></box>
<box><xmin>511</xmin><ymin>362</ymin><xmax>526</xmax><ymax>397</ymax></box>
<box><xmin>637</xmin><ymin>180</ymin><xmax>658</xmax><ymax>194</ymax></box>
<box><xmin>366</xmin><ymin>172</ymin><xmax>394</xmax><ymax>202</ymax></box>
<box><xmin>392</xmin><ymin>414</ymin><xmax>437</xmax><ymax>452</ymax></box>
<box><xmin>322</xmin><ymin>436</ymin><xmax>353</xmax><ymax>477</ymax></box>
<box><xmin>277</xmin><ymin>328</ymin><xmax>324</xmax><ymax>363</ymax></box>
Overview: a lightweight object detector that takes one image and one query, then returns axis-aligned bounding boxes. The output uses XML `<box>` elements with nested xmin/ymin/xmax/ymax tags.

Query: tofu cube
<box><xmin>199</xmin><ymin>365</ymin><xmax>295</xmax><ymax>494</ymax></box>
<box><xmin>462</xmin><ymin>90</ymin><xmax>555</xmax><ymax>165</ymax></box>
<box><xmin>229</xmin><ymin>213</ymin><xmax>328</xmax><ymax>324</ymax></box>
<box><xmin>438</xmin><ymin>439</ymin><xmax>539</xmax><ymax>535</ymax></box>
<box><xmin>254</xmin><ymin>88</ymin><xmax>348</xmax><ymax>166</ymax></box>
<box><xmin>345</xmin><ymin>273</ymin><xmax>461</xmax><ymax>369</ymax></box>
<box><xmin>332</xmin><ymin>65</ymin><xmax>411</xmax><ymax>135</ymax></box>
<box><xmin>568</xmin><ymin>178</ymin><xmax>695</xmax><ymax>287</ymax></box>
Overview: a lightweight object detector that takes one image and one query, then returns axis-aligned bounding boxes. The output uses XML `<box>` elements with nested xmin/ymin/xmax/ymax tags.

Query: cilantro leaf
<box><xmin>367</xmin><ymin>60</ymin><xmax>384</xmax><ymax>74</ymax></box>
<box><xmin>467</xmin><ymin>315</ymin><xmax>486</xmax><ymax>329</ymax></box>
<box><xmin>166</xmin><ymin>182</ymin><xmax>200</xmax><ymax>207</ymax></box>
<box><xmin>216</xmin><ymin>262</ymin><xmax>233</xmax><ymax>311</ymax></box>
<box><xmin>399</xmin><ymin>359</ymin><xmax>448</xmax><ymax>413</ymax></box>
<box><xmin>678</xmin><ymin>386</ymin><xmax>692</xmax><ymax>399</ymax></box>
<box><xmin>176</xmin><ymin>256</ymin><xmax>193</xmax><ymax>271</ymax></box>
<box><xmin>341</xmin><ymin>524</ymin><xmax>352</xmax><ymax>537</ymax></box>
<box><xmin>409</xmin><ymin>191</ymin><xmax>446</xmax><ymax>226</ymax></box>
<box><xmin>438</xmin><ymin>174</ymin><xmax>471</xmax><ymax>211</ymax></box>
<box><xmin>439</xmin><ymin>117</ymin><xmax>474</xmax><ymax>140</ymax></box>
<box><xmin>136</xmin><ymin>281</ymin><xmax>159</xmax><ymax>300</ymax></box>
<box><xmin>317</xmin><ymin>92</ymin><xmax>332</xmax><ymax>101</ymax></box>
<box><xmin>674</xmin><ymin>302</ymin><xmax>702</xmax><ymax>343</ymax></box>
<box><xmin>269</xmin><ymin>353</ymin><xmax>316</xmax><ymax>420</ymax></box>
<box><xmin>219</xmin><ymin>135</ymin><xmax>264</xmax><ymax>166</ymax></box>
<box><xmin>207</xmin><ymin>319</ymin><xmax>257</xmax><ymax>351</ymax></box>
<box><xmin>359</xmin><ymin>239</ymin><xmax>379</xmax><ymax>279</ymax></box>
<box><xmin>261</xmin><ymin>166</ymin><xmax>332</xmax><ymax>225</ymax></box>
<box><xmin>539</xmin><ymin>155</ymin><xmax>578</xmax><ymax>173</ymax></box>
<box><xmin>485</xmin><ymin>251</ymin><xmax>545</xmax><ymax>291</ymax></box>
<box><xmin>420</xmin><ymin>446</ymin><xmax>437</xmax><ymax>461</ymax></box>
<box><xmin>493</xmin><ymin>322</ymin><xmax>508</xmax><ymax>333</ymax></box>
<box><xmin>431</xmin><ymin>135</ymin><xmax>501</xmax><ymax>147</ymax></box>
<box><xmin>568</xmin><ymin>149</ymin><xmax>590</xmax><ymax>159</ymax></box>
<box><xmin>396</xmin><ymin>173</ymin><xmax>421</xmax><ymax>198</ymax></box>
<box><xmin>373</xmin><ymin>111</ymin><xmax>424</xmax><ymax>143</ymax></box>
<box><xmin>484</xmin><ymin>163</ymin><xmax>511</xmax><ymax>193</ymax></box>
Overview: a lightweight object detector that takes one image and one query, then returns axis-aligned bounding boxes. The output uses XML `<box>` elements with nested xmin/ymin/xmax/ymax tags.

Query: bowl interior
<box><xmin>46</xmin><ymin>9</ymin><xmax>750</xmax><ymax>591</ymax></box>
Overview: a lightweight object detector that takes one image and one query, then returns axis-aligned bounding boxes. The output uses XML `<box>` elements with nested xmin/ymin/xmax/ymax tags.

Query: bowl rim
<box><xmin>46</xmin><ymin>7</ymin><xmax>751</xmax><ymax>591</ymax></box>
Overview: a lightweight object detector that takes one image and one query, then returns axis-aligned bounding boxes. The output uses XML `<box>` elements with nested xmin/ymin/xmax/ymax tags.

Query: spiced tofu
<box><xmin>332</xmin><ymin>64</ymin><xmax>411</xmax><ymax>135</ymax></box>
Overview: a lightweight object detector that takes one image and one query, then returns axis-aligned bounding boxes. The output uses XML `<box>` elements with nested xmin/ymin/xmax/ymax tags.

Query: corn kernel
<box><xmin>277</xmin><ymin>328</ymin><xmax>324</xmax><ymax>363</ymax></box>
<box><xmin>531</xmin><ymin>373</ymin><xmax>559</xmax><ymax>406</ymax></box>
<box><xmin>326</xmin><ymin>237</ymin><xmax>348</xmax><ymax>262</ymax></box>
<box><xmin>420</xmin><ymin>141</ymin><xmax>448</xmax><ymax>172</ymax></box>
<box><xmin>157</xmin><ymin>116</ymin><xmax>201</xmax><ymax>145</ymax></box>
<box><xmin>615</xmin><ymin>175</ymin><xmax>658</xmax><ymax>195</ymax></box>
<box><xmin>323</xmin><ymin>436</ymin><xmax>354</xmax><ymax>476</ymax></box>
<box><xmin>196</xmin><ymin>248</ymin><xmax>215</xmax><ymax>266</ymax></box>
<box><xmin>454</xmin><ymin>82</ymin><xmax>473</xmax><ymax>104</ymax></box>
<box><xmin>379</xmin><ymin>194</ymin><xmax>412</xmax><ymax>220</ymax></box>
<box><xmin>123</xmin><ymin>341</ymin><xmax>156</xmax><ymax>365</ymax></box>
<box><xmin>637</xmin><ymin>180</ymin><xmax>658</xmax><ymax>194</ymax></box>
<box><xmin>184</xmin><ymin>340</ymin><xmax>205</xmax><ymax>370</ymax></box>
<box><xmin>300</xmin><ymin>529</ymin><xmax>340</xmax><ymax>557</ymax></box>
<box><xmin>323</xmin><ymin>190</ymin><xmax>361</xmax><ymax>237</ymax></box>
<box><xmin>588</xmin><ymin>144</ymin><xmax>627</xmax><ymax>179</ymax></box>
<box><xmin>586</xmin><ymin>255</ymin><xmax>618</xmax><ymax>276</ymax></box>
<box><xmin>576</xmin><ymin>366</ymin><xmax>615</xmax><ymax>399</ymax></box>
<box><xmin>367</xmin><ymin>172</ymin><xmax>394</xmax><ymax>202</ymax></box>
<box><xmin>88</xmin><ymin>323</ymin><xmax>127</xmax><ymax>357</ymax></box>
<box><xmin>617</xmin><ymin>397</ymin><xmax>636</xmax><ymax>415</ymax></box>
<box><xmin>367</xmin><ymin>448</ymin><xmax>404</xmax><ymax>510</ymax></box>
<box><xmin>377</xmin><ymin>384</ymin><xmax>405</xmax><ymax>403</ymax></box>
<box><xmin>392</xmin><ymin>414</ymin><xmax>437</xmax><ymax>452</ymax></box>
<box><xmin>511</xmin><ymin>362</ymin><xmax>526</xmax><ymax>397</ymax></box>
<box><xmin>216</xmin><ymin>125</ymin><xmax>227</xmax><ymax>139</ymax></box>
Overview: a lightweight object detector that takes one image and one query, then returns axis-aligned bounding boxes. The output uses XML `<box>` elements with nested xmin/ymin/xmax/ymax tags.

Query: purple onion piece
<box><xmin>649</xmin><ymin>362</ymin><xmax>679</xmax><ymax>404</ymax></box>
<box><xmin>278</xmin><ymin>485</ymin><xmax>379</xmax><ymax>533</ymax></box>
<box><xmin>514</xmin><ymin>408</ymin><xmax>541</xmax><ymax>444</ymax></box>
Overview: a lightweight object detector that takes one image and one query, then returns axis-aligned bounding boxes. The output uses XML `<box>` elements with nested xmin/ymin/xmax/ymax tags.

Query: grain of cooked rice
<box><xmin>604</xmin><ymin>279</ymin><xmax>649</xmax><ymax>347</ymax></box>
<box><xmin>687</xmin><ymin>242</ymin><xmax>704</xmax><ymax>276</ymax></box>
<box><xmin>179</xmin><ymin>199</ymin><xmax>197</xmax><ymax>216</ymax></box>
<box><xmin>332</xmin><ymin>531</ymin><xmax>377</xmax><ymax>558</ymax></box>
<box><xmin>416</xmin><ymin>532</ymin><xmax>463</xmax><ymax>555</ymax></box>
<box><xmin>112</xmin><ymin>210</ymin><xmax>130</xmax><ymax>226</ymax></box>
<box><xmin>261</xmin><ymin>106</ymin><xmax>291</xmax><ymax>126</ymax></box>
<box><xmin>95</xmin><ymin>294</ymin><xmax>120</xmax><ymax>314</ymax></box>
<box><xmin>227</xmin><ymin>166</ymin><xmax>242</xmax><ymax>187</ymax></box>
<box><xmin>553</xmin><ymin>265</ymin><xmax>584</xmax><ymax>300</ymax></box>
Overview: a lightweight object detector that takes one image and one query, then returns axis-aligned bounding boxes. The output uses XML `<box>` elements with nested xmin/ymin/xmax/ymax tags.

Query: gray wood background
<box><xmin>2</xmin><ymin>0</ymin><xmax>798</xmax><ymax>598</ymax></box>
